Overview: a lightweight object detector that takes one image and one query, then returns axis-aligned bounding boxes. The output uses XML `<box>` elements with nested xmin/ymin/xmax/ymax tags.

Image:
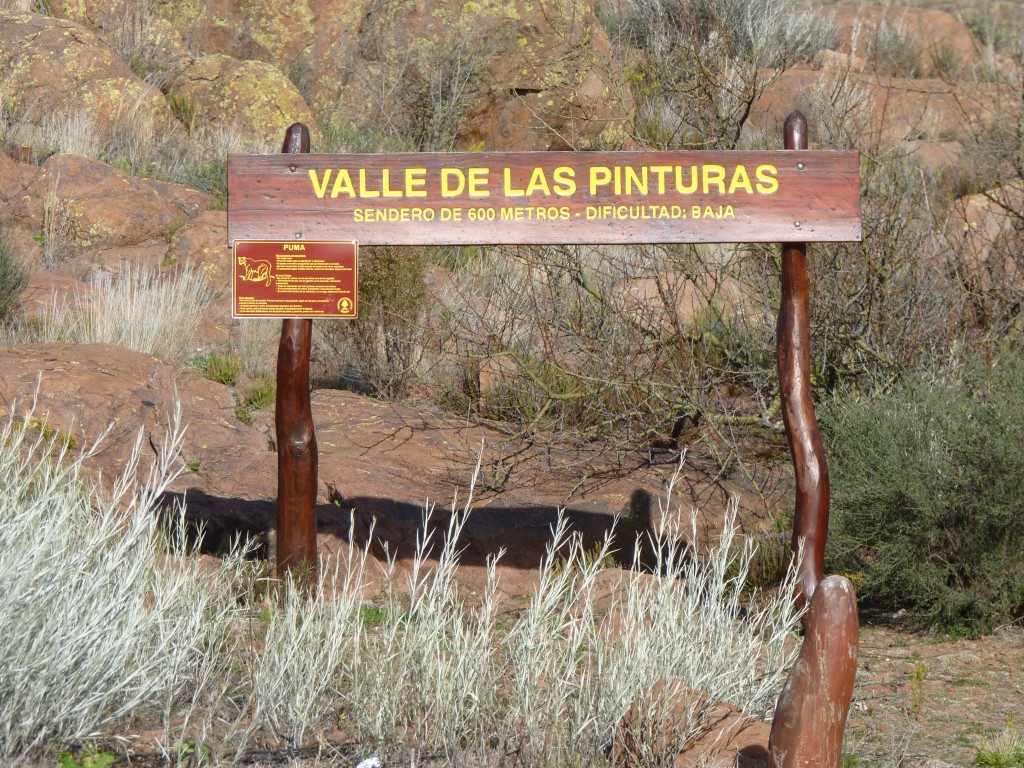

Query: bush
<box><xmin>824</xmin><ymin>350</ymin><xmax>1024</xmax><ymax>633</ymax></box>
<box><xmin>315</xmin><ymin>246</ymin><xmax>431</xmax><ymax>399</ymax></box>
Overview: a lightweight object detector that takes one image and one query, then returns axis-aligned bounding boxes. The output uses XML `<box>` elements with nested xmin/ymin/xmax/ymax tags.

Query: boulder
<box><xmin>0</xmin><ymin>341</ymin><xmax>269</xmax><ymax>497</ymax></box>
<box><xmin>750</xmin><ymin>65</ymin><xmax>1010</xmax><ymax>151</ymax></box>
<box><xmin>0</xmin><ymin>151</ymin><xmax>42</xmax><ymax>244</ymax></box>
<box><xmin>152</xmin><ymin>0</ymin><xmax>317</xmax><ymax>63</ymax></box>
<box><xmin>829</xmin><ymin>5</ymin><xmax>980</xmax><ymax>77</ymax></box>
<box><xmin>18</xmin><ymin>153</ymin><xmax>208</xmax><ymax>255</ymax></box>
<box><xmin>612</xmin><ymin>682</ymin><xmax>771</xmax><ymax>767</ymax></box>
<box><xmin>164</xmin><ymin>210</ymin><xmax>234</xmax><ymax>347</ymax></box>
<box><xmin>947</xmin><ymin>186</ymin><xmax>1024</xmax><ymax>298</ymax></box>
<box><xmin>45</xmin><ymin>0</ymin><xmax>190</xmax><ymax>73</ymax></box>
<box><xmin>0</xmin><ymin>11</ymin><xmax>176</xmax><ymax>143</ymax></box>
<box><xmin>610</xmin><ymin>271</ymin><xmax>751</xmax><ymax>333</ymax></box>
<box><xmin>169</xmin><ymin>54</ymin><xmax>318</xmax><ymax>146</ymax></box>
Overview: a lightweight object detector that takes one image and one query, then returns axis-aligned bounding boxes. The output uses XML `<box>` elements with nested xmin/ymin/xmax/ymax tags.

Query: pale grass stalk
<box><xmin>30</xmin><ymin>262</ymin><xmax>215</xmax><ymax>364</ymax></box>
<box><xmin>247</xmin><ymin>530</ymin><xmax>373</xmax><ymax>750</ymax></box>
<box><xmin>42</xmin><ymin>178</ymin><xmax>77</xmax><ymax>267</ymax></box>
<box><xmin>0</xmin><ymin>400</ymin><xmax>246</xmax><ymax>758</ymax></box>
<box><xmin>346</xmin><ymin>462</ymin><xmax>503</xmax><ymax>759</ymax></box>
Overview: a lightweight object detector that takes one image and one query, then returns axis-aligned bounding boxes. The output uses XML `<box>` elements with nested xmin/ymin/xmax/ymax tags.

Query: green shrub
<box><xmin>190</xmin><ymin>350</ymin><xmax>242</xmax><ymax>386</ymax></box>
<box><xmin>824</xmin><ymin>351</ymin><xmax>1024</xmax><ymax>633</ymax></box>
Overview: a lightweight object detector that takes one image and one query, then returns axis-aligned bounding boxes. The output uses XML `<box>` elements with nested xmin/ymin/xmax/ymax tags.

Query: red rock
<box><xmin>169</xmin><ymin>55</ymin><xmax>318</xmax><ymax>146</ymax></box>
<box><xmin>612</xmin><ymin>682</ymin><xmax>771</xmax><ymax>767</ymax></box>
<box><xmin>829</xmin><ymin>5</ymin><xmax>980</xmax><ymax>77</ymax></box>
<box><xmin>18</xmin><ymin>153</ymin><xmax>208</xmax><ymax>254</ymax></box>
<box><xmin>0</xmin><ymin>11</ymin><xmax>176</xmax><ymax>140</ymax></box>
<box><xmin>301</xmin><ymin>0</ymin><xmax>631</xmax><ymax>151</ymax></box>
<box><xmin>947</xmin><ymin>186</ymin><xmax>1024</xmax><ymax>298</ymax></box>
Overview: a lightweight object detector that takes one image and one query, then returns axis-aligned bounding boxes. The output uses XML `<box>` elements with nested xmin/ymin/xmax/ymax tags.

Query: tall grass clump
<box><xmin>0</xmin><ymin>402</ymin><xmax>246</xmax><ymax>758</ymax></box>
<box><xmin>824</xmin><ymin>349</ymin><xmax>1024</xmax><ymax>634</ymax></box>
<box><xmin>247</xmin><ymin>463</ymin><xmax>802</xmax><ymax>765</ymax></box>
<box><xmin>28</xmin><ymin>262</ymin><xmax>215</xmax><ymax>364</ymax></box>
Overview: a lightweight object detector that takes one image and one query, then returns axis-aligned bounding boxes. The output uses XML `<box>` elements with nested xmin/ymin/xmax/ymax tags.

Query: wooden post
<box><xmin>275</xmin><ymin>122</ymin><xmax>318</xmax><ymax>578</ymax></box>
<box><xmin>768</xmin><ymin>111</ymin><xmax>859</xmax><ymax>768</ymax></box>
<box><xmin>776</xmin><ymin>110</ymin><xmax>828</xmax><ymax>609</ymax></box>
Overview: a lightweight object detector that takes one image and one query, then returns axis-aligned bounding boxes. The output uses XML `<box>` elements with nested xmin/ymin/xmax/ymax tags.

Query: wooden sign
<box><xmin>228</xmin><ymin>150</ymin><xmax>861</xmax><ymax>246</ymax></box>
<box><xmin>232</xmin><ymin>240</ymin><xmax>358</xmax><ymax>318</ymax></box>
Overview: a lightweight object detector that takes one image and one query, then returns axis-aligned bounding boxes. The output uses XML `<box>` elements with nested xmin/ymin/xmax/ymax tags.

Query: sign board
<box><xmin>227</xmin><ymin>150</ymin><xmax>861</xmax><ymax>246</ymax></box>
<box><xmin>232</xmin><ymin>240</ymin><xmax>358</xmax><ymax>318</ymax></box>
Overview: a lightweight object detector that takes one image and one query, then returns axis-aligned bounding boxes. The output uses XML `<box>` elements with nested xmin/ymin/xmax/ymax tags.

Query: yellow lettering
<box><xmin>590</xmin><ymin>166</ymin><xmax>612</xmax><ymax>194</ymax></box>
<box><xmin>442</xmin><ymin>168</ymin><xmax>466</xmax><ymax>197</ymax></box>
<box><xmin>755</xmin><ymin>164</ymin><xmax>779</xmax><ymax>194</ymax></box>
<box><xmin>358</xmin><ymin>168</ymin><xmax>380</xmax><ymax>198</ymax></box>
<box><xmin>503</xmin><ymin>168</ymin><xmax>526</xmax><ymax>196</ymax></box>
<box><xmin>406</xmin><ymin>168</ymin><xmax>427</xmax><ymax>198</ymax></box>
<box><xmin>625</xmin><ymin>166</ymin><xmax>648</xmax><ymax>195</ymax></box>
<box><xmin>330</xmin><ymin>169</ymin><xmax>355</xmax><ymax>198</ymax></box>
<box><xmin>468</xmin><ymin>167</ymin><xmax>490</xmax><ymax>197</ymax></box>
<box><xmin>650</xmin><ymin>166</ymin><xmax>672</xmax><ymax>194</ymax></box>
<box><xmin>728</xmin><ymin>165</ymin><xmax>753</xmax><ymax>194</ymax></box>
<box><xmin>553</xmin><ymin>166</ymin><xmax>576</xmax><ymax>196</ymax></box>
<box><xmin>381</xmin><ymin>169</ymin><xmax>402</xmax><ymax>198</ymax></box>
<box><xmin>309</xmin><ymin>169</ymin><xmax>332</xmax><ymax>198</ymax></box>
<box><xmin>702</xmin><ymin>165</ymin><xmax>726</xmax><ymax>194</ymax></box>
<box><xmin>676</xmin><ymin>166</ymin><xmax>698</xmax><ymax>194</ymax></box>
<box><xmin>525</xmin><ymin>167</ymin><xmax>551</xmax><ymax>196</ymax></box>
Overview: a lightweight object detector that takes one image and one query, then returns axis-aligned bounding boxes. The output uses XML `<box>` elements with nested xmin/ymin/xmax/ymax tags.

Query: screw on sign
<box><xmin>229</xmin><ymin>115</ymin><xmax>861</xmax><ymax>767</ymax></box>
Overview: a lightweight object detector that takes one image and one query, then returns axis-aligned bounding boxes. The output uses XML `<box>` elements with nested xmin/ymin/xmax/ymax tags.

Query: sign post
<box><xmin>227</xmin><ymin>113</ymin><xmax>862</xmax><ymax>765</ymax></box>
<box><xmin>273</xmin><ymin>123</ymin><xmax>318</xmax><ymax>577</ymax></box>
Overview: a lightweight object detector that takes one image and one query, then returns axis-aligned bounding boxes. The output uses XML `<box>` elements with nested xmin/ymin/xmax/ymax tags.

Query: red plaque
<box><xmin>232</xmin><ymin>240</ymin><xmax>358</xmax><ymax>318</ymax></box>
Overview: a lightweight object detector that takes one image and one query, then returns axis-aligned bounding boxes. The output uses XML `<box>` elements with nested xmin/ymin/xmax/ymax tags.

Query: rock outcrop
<box><xmin>0</xmin><ymin>11</ymin><xmax>176</xmax><ymax>141</ymax></box>
<box><xmin>169</xmin><ymin>54</ymin><xmax>317</xmax><ymax>146</ymax></box>
<box><xmin>17</xmin><ymin>153</ymin><xmax>208</xmax><ymax>257</ymax></box>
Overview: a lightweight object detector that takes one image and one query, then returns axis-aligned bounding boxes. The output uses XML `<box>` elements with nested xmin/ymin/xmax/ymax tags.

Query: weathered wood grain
<box><xmin>228</xmin><ymin>150</ymin><xmax>861</xmax><ymax>245</ymax></box>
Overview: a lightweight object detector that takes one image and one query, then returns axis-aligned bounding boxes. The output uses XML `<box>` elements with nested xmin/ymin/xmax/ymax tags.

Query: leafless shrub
<box><xmin>314</xmin><ymin>246</ymin><xmax>432</xmax><ymax>399</ymax></box>
<box><xmin>599</xmin><ymin>0</ymin><xmax>835</xmax><ymax>149</ymax></box>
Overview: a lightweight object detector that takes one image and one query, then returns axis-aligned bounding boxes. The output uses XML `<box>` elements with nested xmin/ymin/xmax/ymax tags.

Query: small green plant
<box><xmin>168</xmin><ymin>93</ymin><xmax>197</xmax><ymax>131</ymax></box>
<box><xmin>907</xmin><ymin>652</ymin><xmax>929</xmax><ymax>716</ymax></box>
<box><xmin>165</xmin><ymin>213</ymin><xmax>188</xmax><ymax>244</ymax></box>
<box><xmin>185</xmin><ymin>459</ymin><xmax>200</xmax><ymax>472</ymax></box>
<box><xmin>58</xmin><ymin>745</ymin><xmax>116</xmax><ymax>768</ymax></box>
<box><xmin>174</xmin><ymin>738</ymin><xmax>213</xmax><ymax>764</ymax></box>
<box><xmin>242</xmin><ymin>376</ymin><xmax>276</xmax><ymax>410</ymax></box>
<box><xmin>748</xmin><ymin>534</ymin><xmax>792</xmax><ymax>590</ymax></box>
<box><xmin>976</xmin><ymin>718</ymin><xmax>1024</xmax><ymax>767</ymax></box>
<box><xmin>190</xmin><ymin>351</ymin><xmax>243</xmax><ymax>386</ymax></box>
<box><xmin>26</xmin><ymin>417</ymin><xmax>76</xmax><ymax>451</ymax></box>
<box><xmin>233</xmin><ymin>376</ymin><xmax>276</xmax><ymax>425</ymax></box>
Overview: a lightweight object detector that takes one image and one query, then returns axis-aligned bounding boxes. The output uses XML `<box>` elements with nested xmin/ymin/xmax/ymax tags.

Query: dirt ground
<box><xmin>845</xmin><ymin>623</ymin><xmax>1024</xmax><ymax>767</ymax></box>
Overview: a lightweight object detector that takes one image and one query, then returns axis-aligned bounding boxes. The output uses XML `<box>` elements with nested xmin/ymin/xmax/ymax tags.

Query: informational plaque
<box><xmin>232</xmin><ymin>240</ymin><xmax>358</xmax><ymax>318</ymax></box>
<box><xmin>228</xmin><ymin>150</ymin><xmax>861</xmax><ymax>246</ymax></box>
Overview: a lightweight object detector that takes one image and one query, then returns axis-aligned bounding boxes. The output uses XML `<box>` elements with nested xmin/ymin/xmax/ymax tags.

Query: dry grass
<box><xmin>23</xmin><ymin>261</ymin><xmax>216</xmax><ymax>364</ymax></box>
